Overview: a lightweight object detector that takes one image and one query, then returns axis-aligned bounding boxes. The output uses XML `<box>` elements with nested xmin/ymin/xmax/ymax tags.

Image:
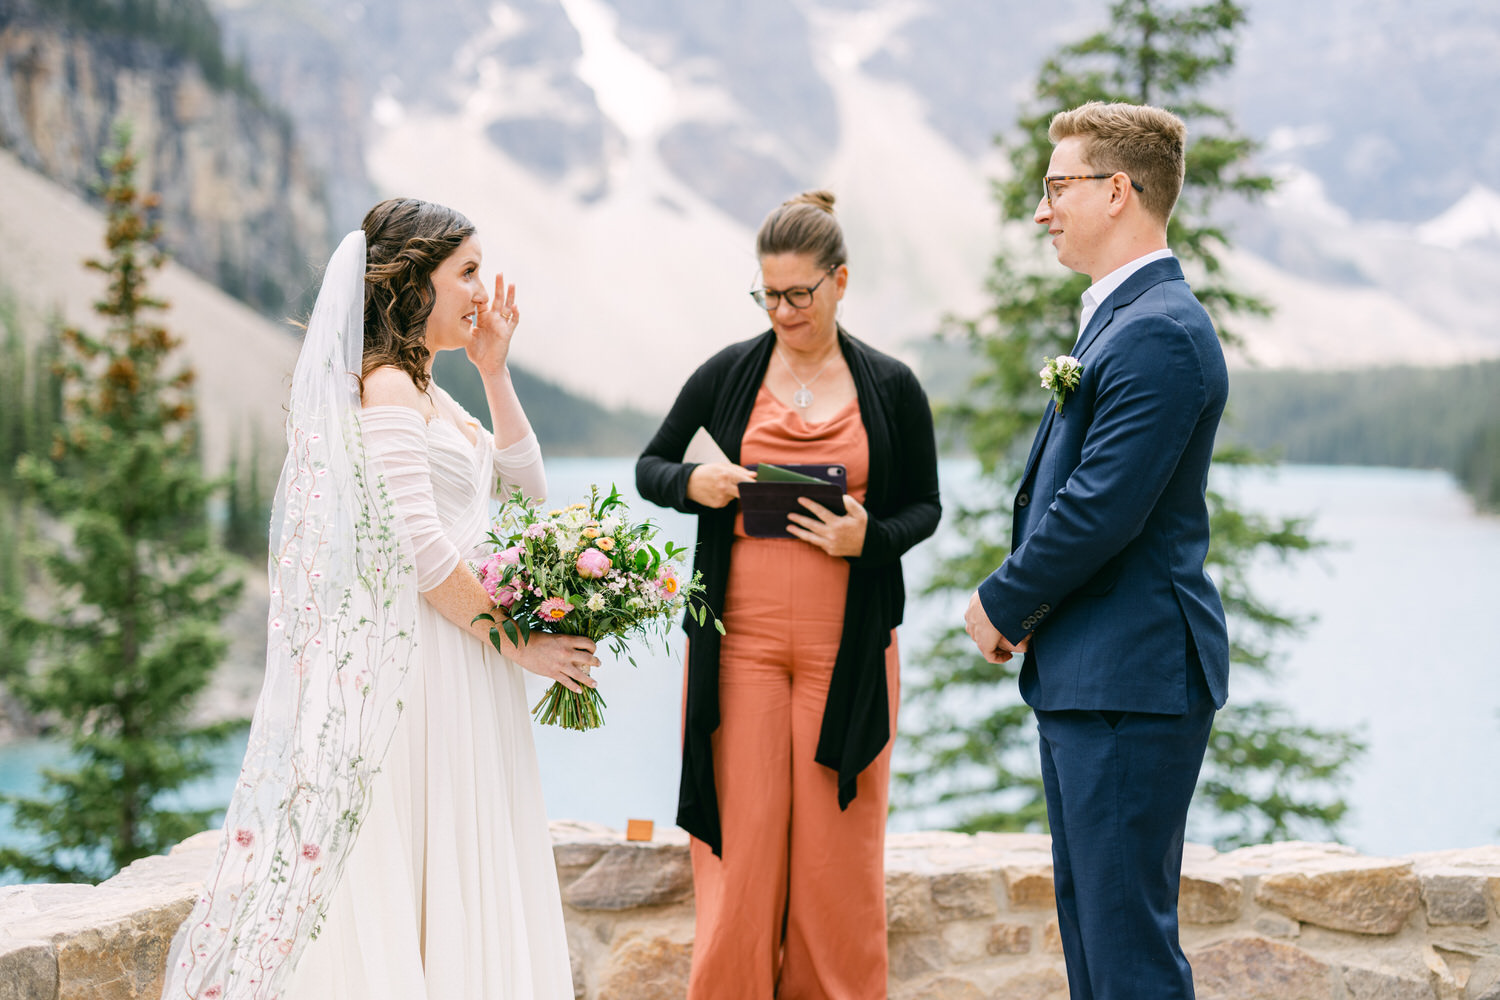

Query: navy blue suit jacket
<box><xmin>978</xmin><ymin>257</ymin><xmax>1230</xmax><ymax>714</ymax></box>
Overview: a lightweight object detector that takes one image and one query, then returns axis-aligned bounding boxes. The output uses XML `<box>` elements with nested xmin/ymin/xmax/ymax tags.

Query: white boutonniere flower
<box><xmin>1039</xmin><ymin>355</ymin><xmax>1083</xmax><ymax>416</ymax></box>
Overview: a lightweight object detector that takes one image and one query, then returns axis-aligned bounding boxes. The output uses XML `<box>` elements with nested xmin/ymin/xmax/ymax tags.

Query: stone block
<box><xmin>1041</xmin><ymin>918</ymin><xmax>1064</xmax><ymax>954</ymax></box>
<box><xmin>53</xmin><ymin>900</ymin><xmax>194</xmax><ymax>1000</ymax></box>
<box><xmin>1343</xmin><ymin>965</ymin><xmax>1437</xmax><ymax>1000</ymax></box>
<box><xmin>1190</xmin><ymin>936</ymin><xmax>1335</xmax><ymax>1000</ymax></box>
<box><xmin>931</xmin><ymin>871</ymin><xmax>998</xmax><ymax>920</ymax></box>
<box><xmin>1002</xmin><ymin>865</ymin><xmax>1056</xmax><ymax>910</ymax></box>
<box><xmin>886</xmin><ymin>872</ymin><xmax>938</xmax><ymax>933</ymax></box>
<box><xmin>595</xmin><ymin>930</ymin><xmax>692</xmax><ymax>1000</ymax></box>
<box><xmin>554</xmin><ymin>841</ymin><xmax>611</xmax><ymax>875</ymax></box>
<box><xmin>940</xmin><ymin>921</ymin><xmax>991</xmax><ymax>965</ymax></box>
<box><xmin>889</xmin><ymin>932</ymin><xmax>944</xmax><ymax>981</ymax></box>
<box><xmin>0</xmin><ymin>938</ymin><xmax>56</xmax><ymax>1000</ymax></box>
<box><xmin>6</xmin><ymin>850</ymin><xmax>203</xmax><ymax>1000</ymax></box>
<box><xmin>1422</xmin><ymin>873</ymin><xmax>1491</xmax><ymax>927</ymax></box>
<box><xmin>566</xmin><ymin>926</ymin><xmax>588</xmax><ymax>1000</ymax></box>
<box><xmin>986</xmin><ymin>922</ymin><xmax>1031</xmax><ymax>955</ymax></box>
<box><xmin>1466</xmin><ymin>956</ymin><xmax>1500</xmax><ymax>1000</ymax></box>
<box><xmin>1180</xmin><ymin>870</ymin><xmax>1244</xmax><ymax>924</ymax></box>
<box><xmin>1252</xmin><ymin>912</ymin><xmax>1300</xmax><ymax>939</ymax></box>
<box><xmin>1255</xmin><ymin>856</ymin><xmax>1421</xmax><ymax>935</ymax></box>
<box><xmin>911</xmin><ymin>975</ymin><xmax>988</xmax><ymax>1000</ymax></box>
<box><xmin>1429</xmin><ymin>945</ymin><xmax>1483</xmax><ymax>994</ymax></box>
<box><xmin>992</xmin><ymin>965</ymin><xmax>1069</xmax><ymax>1000</ymax></box>
<box><xmin>562</xmin><ymin>844</ymin><xmax>693</xmax><ymax>911</ymax></box>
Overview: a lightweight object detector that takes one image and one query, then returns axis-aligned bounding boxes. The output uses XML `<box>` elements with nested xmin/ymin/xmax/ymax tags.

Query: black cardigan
<box><xmin>635</xmin><ymin>328</ymin><xmax>941</xmax><ymax>856</ymax></box>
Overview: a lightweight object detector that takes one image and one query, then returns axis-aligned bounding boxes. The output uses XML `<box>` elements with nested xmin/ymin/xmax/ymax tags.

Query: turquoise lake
<box><xmin>3</xmin><ymin>459</ymin><xmax>1497</xmax><ymax>877</ymax></box>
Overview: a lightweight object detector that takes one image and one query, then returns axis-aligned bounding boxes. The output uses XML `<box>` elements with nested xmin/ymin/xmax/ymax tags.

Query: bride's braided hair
<box><xmin>360</xmin><ymin>197</ymin><xmax>476</xmax><ymax>393</ymax></box>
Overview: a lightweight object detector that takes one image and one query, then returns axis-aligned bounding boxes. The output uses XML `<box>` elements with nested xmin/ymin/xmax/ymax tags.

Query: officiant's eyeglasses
<box><xmin>1043</xmin><ymin>173</ymin><xmax>1145</xmax><ymax>206</ymax></box>
<box><xmin>750</xmin><ymin>266</ymin><xmax>837</xmax><ymax>311</ymax></box>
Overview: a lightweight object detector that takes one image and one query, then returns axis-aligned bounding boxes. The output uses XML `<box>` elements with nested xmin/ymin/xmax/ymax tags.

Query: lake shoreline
<box><xmin>5</xmin><ymin>461</ymin><xmax>1498</xmax><ymax>860</ymax></box>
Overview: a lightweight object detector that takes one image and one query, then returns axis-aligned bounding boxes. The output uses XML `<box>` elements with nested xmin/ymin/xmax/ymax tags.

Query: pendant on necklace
<box><xmin>793</xmin><ymin>387</ymin><xmax>814</xmax><ymax>408</ymax></box>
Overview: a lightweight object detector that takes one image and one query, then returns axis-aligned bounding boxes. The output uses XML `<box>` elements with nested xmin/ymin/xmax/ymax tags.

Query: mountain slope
<box><xmin>0</xmin><ymin>147</ymin><xmax>299</xmax><ymax>474</ymax></box>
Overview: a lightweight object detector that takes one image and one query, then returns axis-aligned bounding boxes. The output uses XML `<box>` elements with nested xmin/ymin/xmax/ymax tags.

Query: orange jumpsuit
<box><xmin>687</xmin><ymin>385</ymin><xmax>900</xmax><ymax>1000</ymax></box>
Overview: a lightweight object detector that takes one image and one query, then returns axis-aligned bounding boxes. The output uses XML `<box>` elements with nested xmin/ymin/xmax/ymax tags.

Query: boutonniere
<box><xmin>1039</xmin><ymin>355</ymin><xmax>1083</xmax><ymax>415</ymax></box>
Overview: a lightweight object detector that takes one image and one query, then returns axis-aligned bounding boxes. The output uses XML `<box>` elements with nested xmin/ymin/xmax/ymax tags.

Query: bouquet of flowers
<box><xmin>473</xmin><ymin>484</ymin><xmax>721</xmax><ymax>730</ymax></box>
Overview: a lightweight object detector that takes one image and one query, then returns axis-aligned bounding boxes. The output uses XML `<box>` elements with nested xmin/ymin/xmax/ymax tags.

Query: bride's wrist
<box><xmin>478</xmin><ymin>364</ymin><xmax>513</xmax><ymax>387</ymax></box>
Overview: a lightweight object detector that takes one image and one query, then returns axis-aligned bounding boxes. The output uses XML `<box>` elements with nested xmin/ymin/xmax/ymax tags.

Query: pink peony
<box><xmin>537</xmin><ymin>597</ymin><xmax>575</xmax><ymax>621</ymax></box>
<box><xmin>497</xmin><ymin>545</ymin><xmax>523</xmax><ymax>565</ymax></box>
<box><xmin>575</xmin><ymin>547</ymin><xmax>611</xmax><ymax>579</ymax></box>
<box><xmin>493</xmin><ymin>585</ymin><xmax>519</xmax><ymax>610</ymax></box>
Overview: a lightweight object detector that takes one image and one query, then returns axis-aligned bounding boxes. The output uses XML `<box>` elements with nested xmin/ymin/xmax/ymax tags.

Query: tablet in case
<box><xmin>738</xmin><ymin>464</ymin><xmax>847</xmax><ymax>538</ymax></box>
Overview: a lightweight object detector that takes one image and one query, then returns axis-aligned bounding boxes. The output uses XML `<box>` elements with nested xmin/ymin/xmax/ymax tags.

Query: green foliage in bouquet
<box><xmin>473</xmin><ymin>484</ymin><xmax>720</xmax><ymax>731</ymax></box>
<box><xmin>0</xmin><ymin>126</ymin><xmax>242</xmax><ymax>882</ymax></box>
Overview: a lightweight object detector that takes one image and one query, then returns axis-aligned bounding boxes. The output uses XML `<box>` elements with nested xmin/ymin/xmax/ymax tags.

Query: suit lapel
<box><xmin>1014</xmin><ymin>257</ymin><xmax>1185</xmax><ymax>493</ymax></box>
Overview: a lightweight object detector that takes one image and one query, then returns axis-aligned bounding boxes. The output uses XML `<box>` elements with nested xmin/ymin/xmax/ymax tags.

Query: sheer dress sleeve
<box><xmin>493</xmin><ymin>431</ymin><xmax>546</xmax><ymax>504</ymax></box>
<box><xmin>358</xmin><ymin>405</ymin><xmax>462</xmax><ymax>592</ymax></box>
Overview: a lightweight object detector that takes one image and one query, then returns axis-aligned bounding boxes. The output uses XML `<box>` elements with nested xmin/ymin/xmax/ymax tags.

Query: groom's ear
<box><xmin>1106</xmin><ymin>175</ymin><xmax>1133</xmax><ymax>217</ymax></box>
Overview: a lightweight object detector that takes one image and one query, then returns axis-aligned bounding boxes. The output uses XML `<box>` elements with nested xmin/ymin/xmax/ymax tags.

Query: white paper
<box><xmin>683</xmin><ymin>426</ymin><xmax>731</xmax><ymax>465</ymax></box>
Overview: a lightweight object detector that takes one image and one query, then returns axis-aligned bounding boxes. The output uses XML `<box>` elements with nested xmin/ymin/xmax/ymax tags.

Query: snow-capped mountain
<box><xmin>214</xmin><ymin>0</ymin><xmax>1500</xmax><ymax>405</ymax></box>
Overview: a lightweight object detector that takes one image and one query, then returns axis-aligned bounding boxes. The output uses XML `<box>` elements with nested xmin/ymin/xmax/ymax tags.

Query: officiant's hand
<box><xmin>509</xmin><ymin>632</ymin><xmax>600</xmax><ymax>694</ymax></box>
<box><xmin>788</xmin><ymin>494</ymin><xmax>867</xmax><ymax>558</ymax></box>
<box><xmin>467</xmin><ymin>274</ymin><xmax>520</xmax><ymax>377</ymax></box>
<box><xmin>687</xmin><ymin>462</ymin><xmax>756</xmax><ymax>508</ymax></box>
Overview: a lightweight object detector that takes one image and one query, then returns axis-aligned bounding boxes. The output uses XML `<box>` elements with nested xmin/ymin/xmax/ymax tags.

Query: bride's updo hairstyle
<box><xmin>755</xmin><ymin>189</ymin><xmax>847</xmax><ymax>272</ymax></box>
<box><xmin>360</xmin><ymin>197</ymin><xmax>476</xmax><ymax>392</ymax></box>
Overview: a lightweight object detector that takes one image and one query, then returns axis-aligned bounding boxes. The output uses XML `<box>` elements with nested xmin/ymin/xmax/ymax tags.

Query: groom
<box><xmin>964</xmin><ymin>101</ymin><xmax>1230</xmax><ymax>999</ymax></box>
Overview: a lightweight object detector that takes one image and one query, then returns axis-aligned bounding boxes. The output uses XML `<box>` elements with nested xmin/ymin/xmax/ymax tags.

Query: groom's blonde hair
<box><xmin>1049</xmin><ymin>102</ymin><xmax>1186</xmax><ymax>225</ymax></box>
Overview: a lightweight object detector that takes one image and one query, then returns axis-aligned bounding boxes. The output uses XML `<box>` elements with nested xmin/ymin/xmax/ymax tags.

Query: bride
<box><xmin>161</xmin><ymin>198</ymin><xmax>597</xmax><ymax>999</ymax></box>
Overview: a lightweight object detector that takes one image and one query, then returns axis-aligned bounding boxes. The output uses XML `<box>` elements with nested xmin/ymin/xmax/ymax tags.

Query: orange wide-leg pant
<box><xmin>687</xmin><ymin>535</ymin><xmax>899</xmax><ymax>1000</ymax></box>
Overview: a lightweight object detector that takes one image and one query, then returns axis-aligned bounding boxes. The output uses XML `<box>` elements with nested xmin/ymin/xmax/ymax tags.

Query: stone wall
<box><xmin>3</xmin><ymin>823</ymin><xmax>1498</xmax><ymax>999</ymax></box>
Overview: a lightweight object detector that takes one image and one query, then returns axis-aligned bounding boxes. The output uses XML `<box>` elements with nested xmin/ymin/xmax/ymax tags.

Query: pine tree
<box><xmin>0</xmin><ymin>126</ymin><xmax>243</xmax><ymax>882</ymax></box>
<box><xmin>223</xmin><ymin>424</ymin><xmax>270</xmax><ymax>561</ymax></box>
<box><xmin>899</xmin><ymin>0</ymin><xmax>1363</xmax><ymax>849</ymax></box>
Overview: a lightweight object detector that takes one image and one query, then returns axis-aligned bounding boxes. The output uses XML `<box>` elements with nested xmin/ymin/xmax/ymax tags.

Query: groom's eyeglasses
<box><xmin>750</xmin><ymin>266</ymin><xmax>837</xmax><ymax>311</ymax></box>
<box><xmin>1042</xmin><ymin>173</ymin><xmax>1145</xmax><ymax>207</ymax></box>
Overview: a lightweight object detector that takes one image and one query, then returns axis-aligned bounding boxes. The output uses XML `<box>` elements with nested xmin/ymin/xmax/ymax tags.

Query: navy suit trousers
<box><xmin>1034</xmin><ymin>658</ymin><xmax>1215</xmax><ymax>1000</ymax></box>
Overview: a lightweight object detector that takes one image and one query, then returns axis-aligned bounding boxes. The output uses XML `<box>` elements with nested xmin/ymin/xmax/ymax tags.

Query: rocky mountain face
<box><xmin>9</xmin><ymin>0</ymin><xmax>1494</xmax><ymax>406</ymax></box>
<box><xmin>0</xmin><ymin>0</ymin><xmax>333</xmax><ymax>314</ymax></box>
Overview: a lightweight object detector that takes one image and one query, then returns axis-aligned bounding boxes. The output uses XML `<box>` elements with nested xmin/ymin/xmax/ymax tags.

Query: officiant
<box><xmin>636</xmin><ymin>190</ymin><xmax>941</xmax><ymax>999</ymax></box>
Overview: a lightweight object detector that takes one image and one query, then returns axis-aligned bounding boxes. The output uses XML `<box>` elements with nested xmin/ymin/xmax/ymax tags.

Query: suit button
<box><xmin>1039</xmin><ymin>604</ymin><xmax>1051</xmax><ymax>613</ymax></box>
<box><xmin>1016</xmin><ymin>493</ymin><xmax>1030</xmax><ymax>508</ymax></box>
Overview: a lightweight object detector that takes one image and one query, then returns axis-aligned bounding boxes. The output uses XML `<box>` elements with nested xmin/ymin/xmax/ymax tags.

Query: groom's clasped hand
<box><xmin>963</xmin><ymin>591</ymin><xmax>1030</xmax><ymax>664</ymax></box>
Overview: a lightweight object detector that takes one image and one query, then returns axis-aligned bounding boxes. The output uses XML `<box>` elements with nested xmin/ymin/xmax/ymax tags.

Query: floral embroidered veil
<box><xmin>160</xmin><ymin>231</ymin><xmax>421</xmax><ymax>999</ymax></box>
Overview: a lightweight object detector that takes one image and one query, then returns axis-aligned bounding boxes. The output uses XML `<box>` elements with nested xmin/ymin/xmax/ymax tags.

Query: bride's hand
<box><xmin>508</xmin><ymin>631</ymin><xmax>599</xmax><ymax>694</ymax></box>
<box><xmin>467</xmin><ymin>273</ymin><xmax>519</xmax><ymax>378</ymax></box>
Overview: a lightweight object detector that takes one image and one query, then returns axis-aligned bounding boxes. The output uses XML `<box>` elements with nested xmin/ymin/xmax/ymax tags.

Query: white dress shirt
<box><xmin>1076</xmin><ymin>247</ymin><xmax>1175</xmax><ymax>344</ymax></box>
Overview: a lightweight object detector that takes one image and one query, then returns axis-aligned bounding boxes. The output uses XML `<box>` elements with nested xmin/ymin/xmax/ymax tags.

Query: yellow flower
<box><xmin>569</xmin><ymin>503</ymin><xmax>587</xmax><ymax>510</ymax></box>
<box><xmin>596</xmin><ymin>537</ymin><xmax>615</xmax><ymax>551</ymax></box>
<box><xmin>549</xmin><ymin>509</ymin><xmax>564</xmax><ymax>517</ymax></box>
<box><xmin>583</xmin><ymin>527</ymin><xmax>600</xmax><ymax>538</ymax></box>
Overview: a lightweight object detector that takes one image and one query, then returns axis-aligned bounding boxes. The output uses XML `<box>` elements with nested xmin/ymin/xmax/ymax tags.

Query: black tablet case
<box><xmin>738</xmin><ymin>464</ymin><xmax>848</xmax><ymax>538</ymax></box>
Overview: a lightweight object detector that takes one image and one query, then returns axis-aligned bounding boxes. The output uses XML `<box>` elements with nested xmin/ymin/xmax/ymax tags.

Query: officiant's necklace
<box><xmin>776</xmin><ymin>344</ymin><xmax>839</xmax><ymax>409</ymax></box>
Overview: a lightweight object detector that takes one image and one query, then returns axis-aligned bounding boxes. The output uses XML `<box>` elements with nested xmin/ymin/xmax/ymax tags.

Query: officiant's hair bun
<box><xmin>756</xmin><ymin>189</ymin><xmax>847</xmax><ymax>272</ymax></box>
<box><xmin>360</xmin><ymin>197</ymin><xmax>476</xmax><ymax>393</ymax></box>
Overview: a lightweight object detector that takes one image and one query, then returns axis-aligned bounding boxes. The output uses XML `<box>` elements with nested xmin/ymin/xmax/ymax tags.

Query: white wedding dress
<box><xmin>283</xmin><ymin>387</ymin><xmax>573</xmax><ymax>999</ymax></box>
